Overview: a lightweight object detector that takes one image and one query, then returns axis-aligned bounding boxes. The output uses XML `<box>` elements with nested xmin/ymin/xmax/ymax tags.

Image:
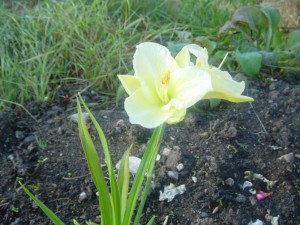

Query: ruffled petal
<box><xmin>175</xmin><ymin>46</ymin><xmax>190</xmax><ymax>68</ymax></box>
<box><xmin>124</xmin><ymin>89</ymin><xmax>174</xmax><ymax>128</ymax></box>
<box><xmin>118</xmin><ymin>75</ymin><xmax>140</xmax><ymax>95</ymax></box>
<box><xmin>186</xmin><ymin>44</ymin><xmax>210</xmax><ymax>68</ymax></box>
<box><xmin>168</xmin><ymin>67</ymin><xmax>212</xmax><ymax>108</ymax></box>
<box><xmin>133</xmin><ymin>42</ymin><xmax>178</xmax><ymax>88</ymax></box>
<box><xmin>202</xmin><ymin>68</ymin><xmax>254</xmax><ymax>102</ymax></box>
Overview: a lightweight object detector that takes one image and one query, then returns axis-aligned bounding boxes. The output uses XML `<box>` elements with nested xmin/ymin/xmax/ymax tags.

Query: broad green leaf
<box><xmin>123</xmin><ymin>124</ymin><xmax>165</xmax><ymax>225</ymax></box>
<box><xmin>231</xmin><ymin>6</ymin><xmax>268</xmax><ymax>34</ymax></box>
<box><xmin>261</xmin><ymin>6</ymin><xmax>281</xmax><ymax>50</ymax></box>
<box><xmin>77</xmin><ymin>97</ymin><xmax>114</xmax><ymax>225</ymax></box>
<box><xmin>236</xmin><ymin>50</ymin><xmax>262</xmax><ymax>77</ymax></box>
<box><xmin>286</xmin><ymin>30</ymin><xmax>300</xmax><ymax>50</ymax></box>
<box><xmin>78</xmin><ymin>95</ymin><xmax>121</xmax><ymax>224</ymax></box>
<box><xmin>19</xmin><ymin>182</ymin><xmax>65</xmax><ymax>225</ymax></box>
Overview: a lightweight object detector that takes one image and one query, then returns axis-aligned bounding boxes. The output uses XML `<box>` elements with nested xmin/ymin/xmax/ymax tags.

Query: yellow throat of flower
<box><xmin>160</xmin><ymin>70</ymin><xmax>170</xmax><ymax>103</ymax></box>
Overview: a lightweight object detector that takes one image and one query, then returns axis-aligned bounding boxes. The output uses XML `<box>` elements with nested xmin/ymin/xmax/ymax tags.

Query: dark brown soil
<box><xmin>1</xmin><ymin>79</ymin><xmax>300</xmax><ymax>225</ymax></box>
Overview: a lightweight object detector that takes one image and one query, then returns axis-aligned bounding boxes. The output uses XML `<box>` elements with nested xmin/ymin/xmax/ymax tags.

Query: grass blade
<box><xmin>18</xmin><ymin>182</ymin><xmax>65</xmax><ymax>225</ymax></box>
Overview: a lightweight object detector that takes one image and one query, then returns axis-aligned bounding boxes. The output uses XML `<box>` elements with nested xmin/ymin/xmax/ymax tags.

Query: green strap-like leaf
<box><xmin>77</xmin><ymin>97</ymin><xmax>114</xmax><ymax>225</ymax></box>
<box><xmin>78</xmin><ymin>94</ymin><xmax>121</xmax><ymax>224</ymax></box>
<box><xmin>19</xmin><ymin>182</ymin><xmax>65</xmax><ymax>225</ymax></box>
<box><xmin>145</xmin><ymin>216</ymin><xmax>156</xmax><ymax>225</ymax></box>
<box><xmin>117</xmin><ymin>146</ymin><xmax>131</xmax><ymax>223</ymax></box>
<box><xmin>123</xmin><ymin>124</ymin><xmax>165</xmax><ymax>225</ymax></box>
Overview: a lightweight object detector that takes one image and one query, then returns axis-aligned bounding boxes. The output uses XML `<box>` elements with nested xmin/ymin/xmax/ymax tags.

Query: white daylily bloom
<box><xmin>118</xmin><ymin>42</ymin><xmax>253</xmax><ymax>128</ymax></box>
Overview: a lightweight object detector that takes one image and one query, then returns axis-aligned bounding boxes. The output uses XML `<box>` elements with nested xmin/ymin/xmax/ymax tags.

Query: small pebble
<box><xmin>162</xmin><ymin>147</ymin><xmax>171</xmax><ymax>156</ymax></box>
<box><xmin>212</xmin><ymin>206</ymin><xmax>219</xmax><ymax>214</ymax></box>
<box><xmin>225</xmin><ymin>178</ymin><xmax>235</xmax><ymax>187</ymax></box>
<box><xmin>15</xmin><ymin>130</ymin><xmax>24</xmax><ymax>139</ymax></box>
<box><xmin>278</xmin><ymin>153</ymin><xmax>294</xmax><ymax>163</ymax></box>
<box><xmin>167</xmin><ymin>171</ymin><xmax>179</xmax><ymax>180</ymax></box>
<box><xmin>249</xmin><ymin>196</ymin><xmax>257</xmax><ymax>206</ymax></box>
<box><xmin>236</xmin><ymin>194</ymin><xmax>246</xmax><ymax>203</ymax></box>
<box><xmin>176</xmin><ymin>163</ymin><xmax>184</xmax><ymax>171</ymax></box>
<box><xmin>247</xmin><ymin>219</ymin><xmax>264</xmax><ymax>225</ymax></box>
<box><xmin>192</xmin><ymin>176</ymin><xmax>197</xmax><ymax>183</ymax></box>
<box><xmin>23</xmin><ymin>135</ymin><xmax>36</xmax><ymax>144</ymax></box>
<box><xmin>57</xmin><ymin>127</ymin><xmax>63</xmax><ymax>135</ymax></box>
<box><xmin>70</xmin><ymin>112</ymin><xmax>89</xmax><ymax>123</ymax></box>
<box><xmin>115</xmin><ymin>156</ymin><xmax>141</xmax><ymax>174</ymax></box>
<box><xmin>79</xmin><ymin>192</ymin><xmax>87</xmax><ymax>202</ymax></box>
<box><xmin>7</xmin><ymin>154</ymin><xmax>14</xmax><ymax>162</ymax></box>
<box><xmin>156</xmin><ymin>154</ymin><xmax>161</xmax><ymax>161</ymax></box>
<box><xmin>200</xmin><ymin>212</ymin><xmax>208</xmax><ymax>218</ymax></box>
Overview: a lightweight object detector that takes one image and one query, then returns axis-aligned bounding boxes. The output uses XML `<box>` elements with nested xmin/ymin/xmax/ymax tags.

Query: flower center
<box><xmin>162</xmin><ymin>70</ymin><xmax>170</xmax><ymax>86</ymax></box>
<box><xmin>160</xmin><ymin>70</ymin><xmax>171</xmax><ymax>103</ymax></box>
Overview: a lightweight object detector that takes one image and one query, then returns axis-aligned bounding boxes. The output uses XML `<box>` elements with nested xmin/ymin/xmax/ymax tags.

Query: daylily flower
<box><xmin>118</xmin><ymin>42</ymin><xmax>253</xmax><ymax>128</ymax></box>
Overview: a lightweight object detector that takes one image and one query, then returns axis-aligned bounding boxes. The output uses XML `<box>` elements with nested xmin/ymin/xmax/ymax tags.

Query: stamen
<box><xmin>218</xmin><ymin>52</ymin><xmax>229</xmax><ymax>69</ymax></box>
<box><xmin>162</xmin><ymin>70</ymin><xmax>170</xmax><ymax>86</ymax></box>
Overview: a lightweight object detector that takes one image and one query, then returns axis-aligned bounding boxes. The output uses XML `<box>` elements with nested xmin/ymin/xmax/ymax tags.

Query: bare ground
<box><xmin>1</xmin><ymin>79</ymin><xmax>300</xmax><ymax>225</ymax></box>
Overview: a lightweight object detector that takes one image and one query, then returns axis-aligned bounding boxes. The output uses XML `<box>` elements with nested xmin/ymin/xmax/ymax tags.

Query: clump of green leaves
<box><xmin>219</xmin><ymin>5</ymin><xmax>300</xmax><ymax>77</ymax></box>
<box><xmin>19</xmin><ymin>94</ymin><xmax>165</xmax><ymax>225</ymax></box>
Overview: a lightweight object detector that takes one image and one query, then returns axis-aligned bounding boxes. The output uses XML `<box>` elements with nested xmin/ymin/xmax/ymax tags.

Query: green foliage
<box><xmin>19</xmin><ymin>95</ymin><xmax>165</xmax><ymax>225</ymax></box>
<box><xmin>235</xmin><ymin>51</ymin><xmax>262</xmax><ymax>77</ymax></box>
<box><xmin>286</xmin><ymin>30</ymin><xmax>300</xmax><ymax>50</ymax></box>
<box><xmin>18</xmin><ymin>181</ymin><xmax>65</xmax><ymax>225</ymax></box>
<box><xmin>219</xmin><ymin>5</ymin><xmax>300</xmax><ymax>77</ymax></box>
<box><xmin>0</xmin><ymin>0</ymin><xmax>257</xmax><ymax>109</ymax></box>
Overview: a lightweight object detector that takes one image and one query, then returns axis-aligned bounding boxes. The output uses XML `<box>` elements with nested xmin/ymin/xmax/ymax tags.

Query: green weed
<box><xmin>0</xmin><ymin>0</ymin><xmax>256</xmax><ymax>110</ymax></box>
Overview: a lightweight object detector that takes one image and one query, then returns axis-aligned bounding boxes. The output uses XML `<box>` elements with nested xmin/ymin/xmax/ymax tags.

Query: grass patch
<box><xmin>0</xmin><ymin>0</ymin><xmax>256</xmax><ymax>109</ymax></box>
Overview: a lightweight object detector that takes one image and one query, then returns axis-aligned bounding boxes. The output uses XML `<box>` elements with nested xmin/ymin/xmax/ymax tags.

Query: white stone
<box><xmin>70</xmin><ymin>112</ymin><xmax>89</xmax><ymax>123</ymax></box>
<box><xmin>162</xmin><ymin>147</ymin><xmax>171</xmax><ymax>156</ymax></box>
<box><xmin>159</xmin><ymin>183</ymin><xmax>186</xmax><ymax>202</ymax></box>
<box><xmin>79</xmin><ymin>192</ymin><xmax>87</xmax><ymax>202</ymax></box>
<box><xmin>176</xmin><ymin>163</ymin><xmax>184</xmax><ymax>171</ymax></box>
<box><xmin>167</xmin><ymin>171</ymin><xmax>179</xmax><ymax>180</ymax></box>
<box><xmin>242</xmin><ymin>181</ymin><xmax>253</xmax><ymax>190</ymax></box>
<box><xmin>115</xmin><ymin>156</ymin><xmax>141</xmax><ymax>174</ymax></box>
<box><xmin>271</xmin><ymin>215</ymin><xmax>280</xmax><ymax>225</ymax></box>
<box><xmin>278</xmin><ymin>153</ymin><xmax>294</xmax><ymax>163</ymax></box>
<box><xmin>192</xmin><ymin>176</ymin><xmax>197</xmax><ymax>183</ymax></box>
<box><xmin>156</xmin><ymin>154</ymin><xmax>161</xmax><ymax>161</ymax></box>
<box><xmin>247</xmin><ymin>219</ymin><xmax>264</xmax><ymax>225</ymax></box>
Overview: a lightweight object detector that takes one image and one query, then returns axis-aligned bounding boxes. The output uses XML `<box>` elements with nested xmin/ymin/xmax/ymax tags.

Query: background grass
<box><xmin>0</xmin><ymin>0</ymin><xmax>256</xmax><ymax>109</ymax></box>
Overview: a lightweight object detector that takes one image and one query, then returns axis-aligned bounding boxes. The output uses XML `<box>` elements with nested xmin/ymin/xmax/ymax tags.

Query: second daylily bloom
<box><xmin>118</xmin><ymin>42</ymin><xmax>253</xmax><ymax>128</ymax></box>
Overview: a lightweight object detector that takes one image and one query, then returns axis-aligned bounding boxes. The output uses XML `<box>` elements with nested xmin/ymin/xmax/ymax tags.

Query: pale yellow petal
<box><xmin>163</xmin><ymin>99</ymin><xmax>187</xmax><ymax>124</ymax></box>
<box><xmin>168</xmin><ymin>67</ymin><xmax>212</xmax><ymax>108</ymax></box>
<box><xmin>118</xmin><ymin>75</ymin><xmax>140</xmax><ymax>95</ymax></box>
<box><xmin>175</xmin><ymin>46</ymin><xmax>190</xmax><ymax>68</ymax></box>
<box><xmin>133</xmin><ymin>42</ymin><xmax>178</xmax><ymax>88</ymax></box>
<box><xmin>124</xmin><ymin>89</ymin><xmax>173</xmax><ymax>128</ymax></box>
<box><xmin>203</xmin><ymin>68</ymin><xmax>254</xmax><ymax>102</ymax></box>
<box><xmin>186</xmin><ymin>44</ymin><xmax>210</xmax><ymax>68</ymax></box>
